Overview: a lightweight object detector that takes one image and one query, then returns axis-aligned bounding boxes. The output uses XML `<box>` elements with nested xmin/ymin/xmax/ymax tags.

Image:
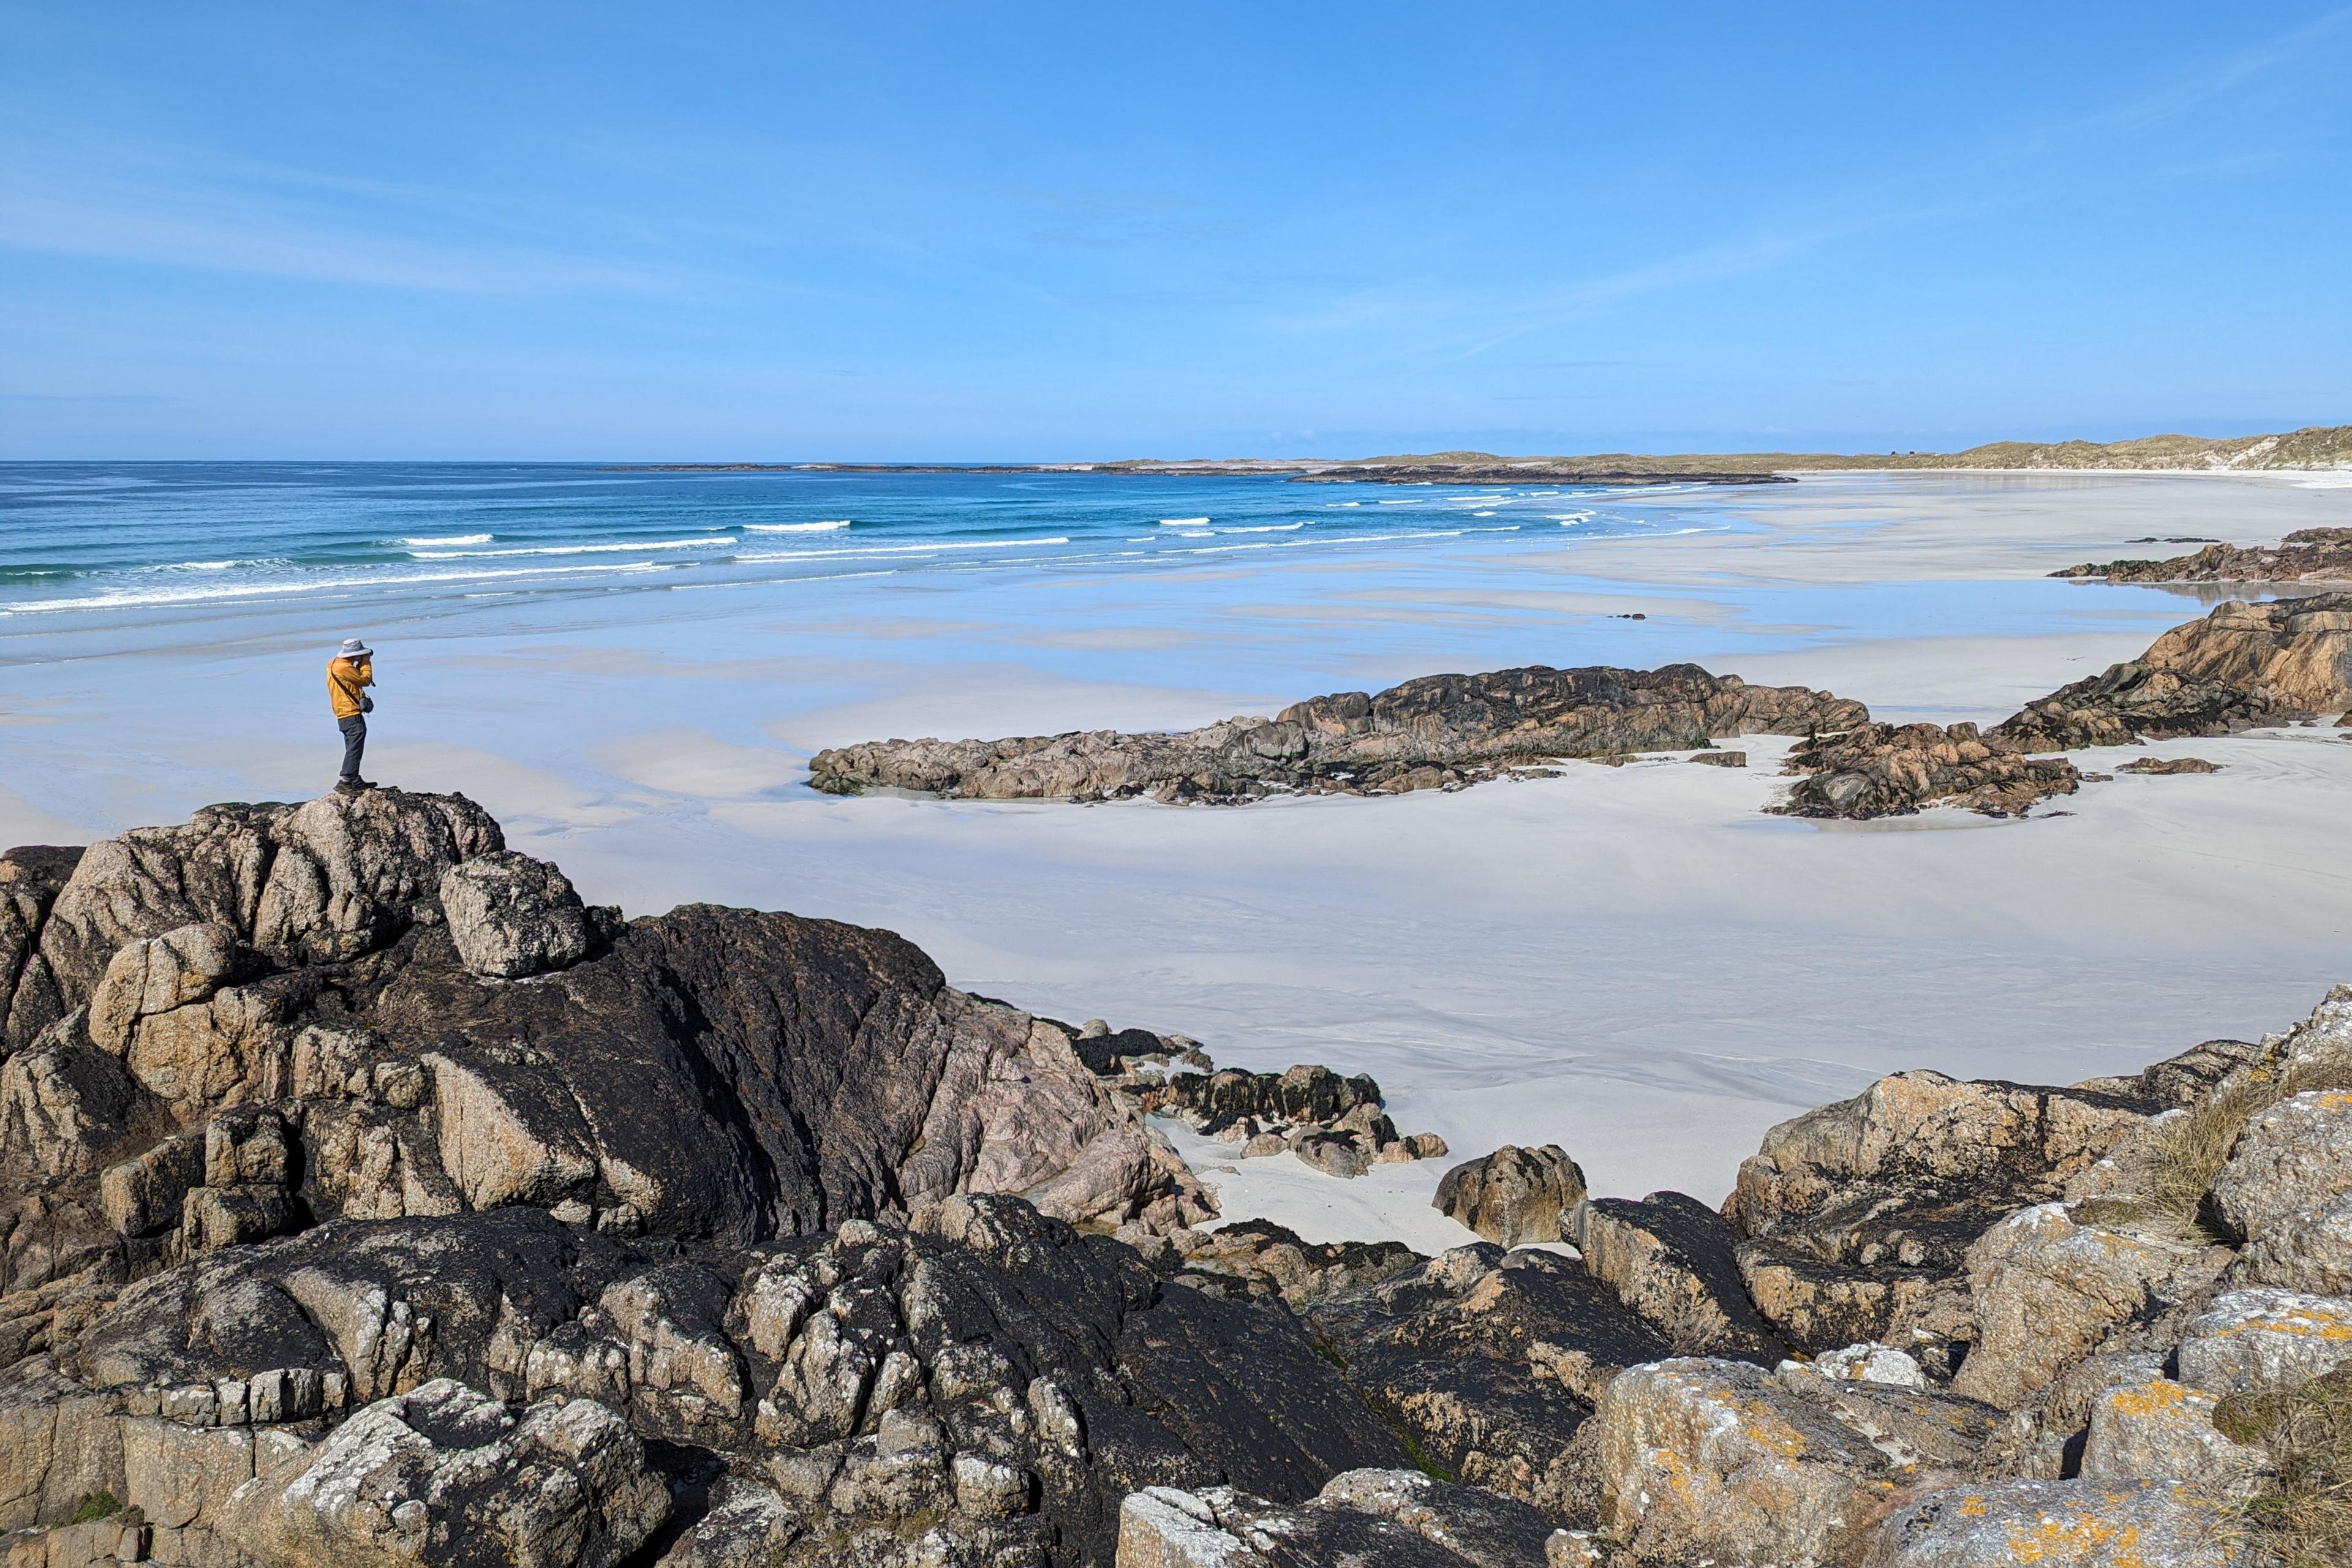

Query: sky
<box><xmin>1</xmin><ymin>2</ymin><xmax>2348</xmax><ymax>461</ymax></box>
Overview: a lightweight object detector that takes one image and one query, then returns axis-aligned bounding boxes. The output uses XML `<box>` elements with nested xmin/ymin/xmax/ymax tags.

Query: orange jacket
<box><xmin>327</xmin><ymin>657</ymin><xmax>374</xmax><ymax>718</ymax></box>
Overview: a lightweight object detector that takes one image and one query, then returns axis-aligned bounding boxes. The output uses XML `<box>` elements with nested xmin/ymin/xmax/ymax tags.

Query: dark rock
<box><xmin>809</xmin><ymin>663</ymin><xmax>1869</xmax><ymax>803</ymax></box>
<box><xmin>1307</xmin><ymin>1246</ymin><xmax>1670</xmax><ymax>1519</ymax></box>
<box><xmin>1568</xmin><ymin>1191</ymin><xmax>1784</xmax><ymax>1360</ymax></box>
<box><xmin>1776</xmin><ymin>720</ymin><xmax>2080</xmax><ymax>819</ymax></box>
<box><xmin>15</xmin><ymin>1195</ymin><xmax>1411</xmax><ymax>1567</ymax></box>
<box><xmin>0</xmin><ymin>845</ymin><xmax>85</xmax><ymax>1050</ymax></box>
<box><xmin>2117</xmin><ymin>755</ymin><xmax>2220</xmax><ymax>774</ymax></box>
<box><xmin>1688</xmin><ymin>748</ymin><xmax>1746</xmax><ymax>767</ymax></box>
<box><xmin>1069</xmin><ymin>1026</ymin><xmax>1172</xmax><ymax>1076</ymax></box>
<box><xmin>1158</xmin><ymin>1219</ymin><xmax>1423</xmax><ymax>1313</ymax></box>
<box><xmin>2052</xmin><ymin>528</ymin><xmax>2352</xmax><ymax>584</ymax></box>
<box><xmin>1142</xmin><ymin>1064</ymin><xmax>1383</xmax><ymax>1134</ymax></box>
<box><xmin>1992</xmin><ymin>591</ymin><xmax>2352</xmax><ymax>750</ymax></box>
<box><xmin>1432</xmin><ymin>1146</ymin><xmax>1586</xmax><ymax>1247</ymax></box>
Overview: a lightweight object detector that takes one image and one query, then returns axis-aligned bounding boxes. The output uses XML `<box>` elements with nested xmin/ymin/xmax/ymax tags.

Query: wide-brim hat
<box><xmin>339</xmin><ymin>638</ymin><xmax>373</xmax><ymax>659</ymax></box>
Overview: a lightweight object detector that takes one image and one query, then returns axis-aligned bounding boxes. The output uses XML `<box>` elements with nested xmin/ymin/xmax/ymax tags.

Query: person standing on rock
<box><xmin>328</xmin><ymin>637</ymin><xmax>376</xmax><ymax>793</ymax></box>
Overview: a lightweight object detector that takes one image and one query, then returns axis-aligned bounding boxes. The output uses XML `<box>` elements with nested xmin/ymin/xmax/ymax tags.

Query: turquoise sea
<box><xmin>0</xmin><ymin>462</ymin><xmax>1735</xmax><ymax>634</ymax></box>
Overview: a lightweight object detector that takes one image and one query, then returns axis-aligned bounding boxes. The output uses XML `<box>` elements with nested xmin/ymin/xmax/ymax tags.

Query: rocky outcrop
<box><xmin>1432</xmin><ymin>1146</ymin><xmax>1585</xmax><ymax>1247</ymax></box>
<box><xmin>1768</xmin><ymin>593</ymin><xmax>2347</xmax><ymax>817</ymax></box>
<box><xmin>0</xmin><ymin>790</ymin><xmax>1225</xmax><ymax>1310</ymax></box>
<box><xmin>816</xmin><ymin>597</ymin><xmax>2348</xmax><ymax>821</ymax></box>
<box><xmin>9</xmin><ymin>791</ymin><xmax>2352</xmax><ymax>1567</ymax></box>
<box><xmin>1722</xmin><ymin>1052</ymin><xmax>2242</xmax><ymax>1355</ymax></box>
<box><xmin>2116</xmin><ymin>756</ymin><xmax>2219</xmax><ymax>775</ymax></box>
<box><xmin>810</xmin><ymin>664</ymin><xmax>1869</xmax><ymax>803</ymax></box>
<box><xmin>1994</xmin><ymin>591</ymin><xmax>2352</xmax><ymax>750</ymax></box>
<box><xmin>1775</xmin><ymin>722</ymin><xmax>2080</xmax><ymax>819</ymax></box>
<box><xmin>1305</xmin><ymin>1246</ymin><xmax>1670</xmax><ymax>1520</ymax></box>
<box><xmin>1136</xmin><ymin>1065</ymin><xmax>1444</xmax><ymax>1177</ymax></box>
<box><xmin>2054</xmin><ymin>527</ymin><xmax>2352</xmax><ymax>584</ymax></box>
<box><xmin>4</xmin><ymin>1197</ymin><xmax>1410</xmax><ymax>1568</ymax></box>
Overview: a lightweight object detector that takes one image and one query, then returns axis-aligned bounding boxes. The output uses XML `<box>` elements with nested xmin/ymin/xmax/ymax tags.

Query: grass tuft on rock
<box><xmin>2141</xmin><ymin>1057</ymin><xmax>2352</xmax><ymax>1239</ymax></box>
<box><xmin>2215</xmin><ymin>1369</ymin><xmax>2352</xmax><ymax>1567</ymax></box>
<box><xmin>68</xmin><ymin>1492</ymin><xmax>120</xmax><ymax>1525</ymax></box>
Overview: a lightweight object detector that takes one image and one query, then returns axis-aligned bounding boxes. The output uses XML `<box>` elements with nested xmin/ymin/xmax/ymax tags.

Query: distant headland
<box><xmin>609</xmin><ymin>421</ymin><xmax>2352</xmax><ymax>482</ymax></box>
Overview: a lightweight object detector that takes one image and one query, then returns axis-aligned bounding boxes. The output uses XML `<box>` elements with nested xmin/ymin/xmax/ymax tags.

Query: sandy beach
<box><xmin>4</xmin><ymin>470</ymin><xmax>2348</xmax><ymax>1242</ymax></box>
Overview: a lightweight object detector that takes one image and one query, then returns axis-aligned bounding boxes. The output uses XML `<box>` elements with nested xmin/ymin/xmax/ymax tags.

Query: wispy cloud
<box><xmin>0</xmin><ymin>115</ymin><xmax>734</xmax><ymax>298</ymax></box>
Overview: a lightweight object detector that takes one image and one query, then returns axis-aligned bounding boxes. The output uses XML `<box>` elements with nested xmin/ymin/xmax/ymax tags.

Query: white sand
<box><xmin>5</xmin><ymin>472</ymin><xmax>2348</xmax><ymax>1248</ymax></box>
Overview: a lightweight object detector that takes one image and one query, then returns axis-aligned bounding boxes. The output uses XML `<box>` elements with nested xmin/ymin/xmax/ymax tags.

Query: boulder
<box><xmin>2176</xmin><ymin>1287</ymin><xmax>2352</xmax><ymax>1395</ymax></box>
<box><xmin>435</xmin><ymin>853</ymin><xmax>592</xmax><ymax>980</ymax></box>
<box><xmin>1860</xmin><ymin>1479</ymin><xmax>2247</xmax><ymax>1567</ymax></box>
<box><xmin>1594</xmin><ymin>1357</ymin><xmax>2003</xmax><ymax>1567</ymax></box>
<box><xmin>1570</xmin><ymin>1192</ymin><xmax>1782</xmax><ymax>1359</ymax></box>
<box><xmin>1727</xmin><ymin>1066</ymin><xmax>2169</xmax><ymax>1352</ymax></box>
<box><xmin>1950</xmin><ymin>1204</ymin><xmax>2190</xmax><ymax>1409</ymax></box>
<box><xmin>2115</xmin><ymin>756</ymin><xmax>2219</xmax><ymax>774</ymax></box>
<box><xmin>1291</xmin><ymin>1130</ymin><xmax>1369</xmax><ymax>1179</ymax></box>
<box><xmin>221</xmin><ymin>1378</ymin><xmax>670</xmax><ymax>1568</ymax></box>
<box><xmin>2213</xmin><ymin>1088</ymin><xmax>2352</xmax><ymax>1292</ymax></box>
<box><xmin>1158</xmin><ymin>1220</ymin><xmax>1423</xmax><ymax>1313</ymax></box>
<box><xmin>1432</xmin><ymin>1145</ymin><xmax>1586</xmax><ymax>1247</ymax></box>
<box><xmin>2078</xmin><ymin>1374</ymin><xmax>2267</xmax><ymax>1490</ymax></box>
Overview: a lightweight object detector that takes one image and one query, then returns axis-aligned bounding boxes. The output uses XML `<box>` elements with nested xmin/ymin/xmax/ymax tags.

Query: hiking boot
<box><xmin>334</xmin><ymin>778</ymin><xmax>374</xmax><ymax>794</ymax></box>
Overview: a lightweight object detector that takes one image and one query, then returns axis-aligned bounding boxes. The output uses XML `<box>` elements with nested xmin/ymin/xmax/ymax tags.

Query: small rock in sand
<box><xmin>2118</xmin><ymin>756</ymin><xmax>2220</xmax><ymax>774</ymax></box>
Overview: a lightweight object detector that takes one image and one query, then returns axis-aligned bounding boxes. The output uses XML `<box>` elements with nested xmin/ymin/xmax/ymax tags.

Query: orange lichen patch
<box><xmin>2211</xmin><ymin>1311</ymin><xmax>2352</xmax><ymax>1342</ymax></box>
<box><xmin>1637</xmin><ymin>1445</ymin><xmax>1705</xmax><ymax>1508</ymax></box>
<box><xmin>1714</xmin><ymin>1392</ymin><xmax>1812</xmax><ymax>1459</ymax></box>
<box><xmin>2103</xmin><ymin>1379</ymin><xmax>2199</xmax><ymax>1419</ymax></box>
<box><xmin>2000</xmin><ymin>1505</ymin><xmax>2144</xmax><ymax>1566</ymax></box>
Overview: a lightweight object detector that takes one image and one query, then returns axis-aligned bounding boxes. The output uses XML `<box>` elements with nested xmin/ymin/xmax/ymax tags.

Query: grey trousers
<box><xmin>337</xmin><ymin>715</ymin><xmax>366</xmax><ymax>782</ymax></box>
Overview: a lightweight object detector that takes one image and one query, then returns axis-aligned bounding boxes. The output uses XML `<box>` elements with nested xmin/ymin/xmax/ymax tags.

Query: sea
<box><xmin>0</xmin><ymin>462</ymin><xmax>1738</xmax><ymax>637</ymax></box>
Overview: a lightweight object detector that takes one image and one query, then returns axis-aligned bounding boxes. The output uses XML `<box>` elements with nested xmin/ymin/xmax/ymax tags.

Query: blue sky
<box><xmin>2</xmin><ymin>3</ymin><xmax>2348</xmax><ymax>460</ymax></box>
